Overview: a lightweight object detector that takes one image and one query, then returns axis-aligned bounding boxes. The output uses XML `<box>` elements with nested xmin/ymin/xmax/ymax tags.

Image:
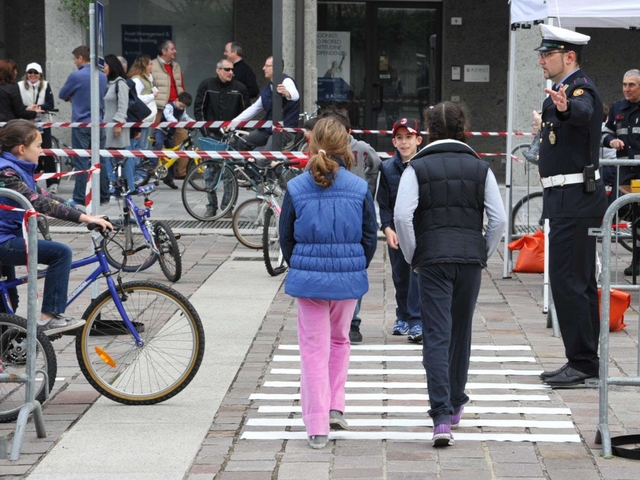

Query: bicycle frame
<box><xmin>119</xmin><ymin>188</ymin><xmax>161</xmax><ymax>259</ymax></box>
<box><xmin>0</xmin><ymin>233</ymin><xmax>144</xmax><ymax>346</ymax></box>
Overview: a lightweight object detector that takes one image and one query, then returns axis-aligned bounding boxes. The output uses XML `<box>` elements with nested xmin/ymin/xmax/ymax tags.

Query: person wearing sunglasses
<box><xmin>194</xmin><ymin>58</ymin><xmax>250</xmax><ymax>140</ymax></box>
<box><xmin>18</xmin><ymin>62</ymin><xmax>59</xmax><ymax>194</ymax></box>
<box><xmin>0</xmin><ymin>60</ymin><xmax>40</xmax><ymax>123</ymax></box>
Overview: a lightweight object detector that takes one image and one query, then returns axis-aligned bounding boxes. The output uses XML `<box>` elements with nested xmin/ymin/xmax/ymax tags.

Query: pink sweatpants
<box><xmin>297</xmin><ymin>297</ymin><xmax>357</xmax><ymax>436</ymax></box>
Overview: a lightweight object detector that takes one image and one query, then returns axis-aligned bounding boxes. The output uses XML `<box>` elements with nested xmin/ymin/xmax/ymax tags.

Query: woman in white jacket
<box><xmin>18</xmin><ymin>62</ymin><xmax>58</xmax><ymax>193</ymax></box>
<box><xmin>128</xmin><ymin>55</ymin><xmax>158</xmax><ymax>150</ymax></box>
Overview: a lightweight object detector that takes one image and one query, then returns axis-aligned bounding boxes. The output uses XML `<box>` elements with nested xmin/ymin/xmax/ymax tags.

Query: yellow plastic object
<box><xmin>95</xmin><ymin>346</ymin><xmax>116</xmax><ymax>368</ymax></box>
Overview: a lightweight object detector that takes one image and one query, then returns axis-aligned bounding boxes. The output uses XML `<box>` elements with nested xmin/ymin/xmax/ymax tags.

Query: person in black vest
<box><xmin>230</xmin><ymin>56</ymin><xmax>300</xmax><ymax>151</ymax></box>
<box><xmin>601</xmin><ymin>69</ymin><xmax>640</xmax><ymax>275</ymax></box>
<box><xmin>223</xmin><ymin>42</ymin><xmax>259</xmax><ymax>99</ymax></box>
<box><xmin>534</xmin><ymin>25</ymin><xmax>608</xmax><ymax>387</ymax></box>
<box><xmin>394</xmin><ymin>102</ymin><xmax>506</xmax><ymax>447</ymax></box>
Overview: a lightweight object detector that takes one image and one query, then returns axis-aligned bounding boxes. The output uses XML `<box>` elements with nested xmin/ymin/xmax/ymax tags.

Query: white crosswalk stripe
<box><xmin>242</xmin><ymin>344</ymin><xmax>579</xmax><ymax>444</ymax></box>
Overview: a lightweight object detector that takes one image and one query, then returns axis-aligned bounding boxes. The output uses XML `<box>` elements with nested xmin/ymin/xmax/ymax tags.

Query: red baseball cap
<box><xmin>392</xmin><ymin>118</ymin><xmax>420</xmax><ymax>136</ymax></box>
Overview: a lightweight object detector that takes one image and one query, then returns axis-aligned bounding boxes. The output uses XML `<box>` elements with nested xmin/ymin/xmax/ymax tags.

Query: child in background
<box><xmin>319</xmin><ymin>108</ymin><xmax>380</xmax><ymax>344</ymax></box>
<box><xmin>279</xmin><ymin>116</ymin><xmax>378</xmax><ymax>449</ymax></box>
<box><xmin>377</xmin><ymin>118</ymin><xmax>423</xmax><ymax>342</ymax></box>
<box><xmin>153</xmin><ymin>91</ymin><xmax>194</xmax><ymax>189</ymax></box>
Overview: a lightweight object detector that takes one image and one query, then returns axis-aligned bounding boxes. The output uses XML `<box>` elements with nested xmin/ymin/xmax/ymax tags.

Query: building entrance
<box><xmin>317</xmin><ymin>1</ymin><xmax>441</xmax><ymax>150</ymax></box>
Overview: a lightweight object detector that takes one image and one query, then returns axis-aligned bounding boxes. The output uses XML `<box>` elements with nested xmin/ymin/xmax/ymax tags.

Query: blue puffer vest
<box><xmin>284</xmin><ymin>168</ymin><xmax>369</xmax><ymax>300</ymax></box>
<box><xmin>0</xmin><ymin>151</ymin><xmax>37</xmax><ymax>243</ymax></box>
<box><xmin>260</xmin><ymin>74</ymin><xmax>300</xmax><ymax>128</ymax></box>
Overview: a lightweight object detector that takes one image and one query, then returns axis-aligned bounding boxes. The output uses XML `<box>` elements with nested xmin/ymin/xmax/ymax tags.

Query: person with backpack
<box><xmin>103</xmin><ymin>54</ymin><xmax>135</xmax><ymax>200</ymax></box>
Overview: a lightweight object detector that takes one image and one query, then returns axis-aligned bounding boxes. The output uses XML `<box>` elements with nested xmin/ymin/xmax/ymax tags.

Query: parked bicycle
<box><xmin>0</xmin><ymin>222</ymin><xmax>205</xmax><ymax>423</ymax></box>
<box><xmin>136</xmin><ymin>128</ymin><xmax>203</xmax><ymax>188</ymax></box>
<box><xmin>181</xmin><ymin>130</ymin><xmax>267</xmax><ymax>221</ymax></box>
<box><xmin>232</xmin><ymin>159</ymin><xmax>300</xmax><ymax>250</ymax></box>
<box><xmin>104</xmin><ymin>159</ymin><xmax>183</xmax><ymax>282</ymax></box>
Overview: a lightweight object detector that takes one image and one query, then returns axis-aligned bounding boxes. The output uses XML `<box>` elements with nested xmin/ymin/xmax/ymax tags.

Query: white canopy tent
<box><xmin>503</xmin><ymin>0</ymin><xmax>640</xmax><ymax>278</ymax></box>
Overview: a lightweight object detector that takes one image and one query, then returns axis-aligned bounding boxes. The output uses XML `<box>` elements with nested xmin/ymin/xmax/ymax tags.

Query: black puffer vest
<box><xmin>410</xmin><ymin>140</ymin><xmax>489</xmax><ymax>268</ymax></box>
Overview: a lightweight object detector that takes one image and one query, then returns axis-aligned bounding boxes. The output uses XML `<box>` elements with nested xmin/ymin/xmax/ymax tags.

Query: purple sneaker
<box><xmin>451</xmin><ymin>405</ymin><xmax>465</xmax><ymax>429</ymax></box>
<box><xmin>432</xmin><ymin>424</ymin><xmax>454</xmax><ymax>447</ymax></box>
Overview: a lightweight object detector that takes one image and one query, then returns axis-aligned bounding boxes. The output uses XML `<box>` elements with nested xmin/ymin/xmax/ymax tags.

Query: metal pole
<box><xmin>272</xmin><ymin>0</ymin><xmax>283</xmax><ymax>150</ymax></box>
<box><xmin>502</xmin><ymin>26</ymin><xmax>517</xmax><ymax>279</ymax></box>
<box><xmin>90</xmin><ymin>1</ymin><xmax>101</xmax><ymax>300</ymax></box>
<box><xmin>0</xmin><ymin>189</ymin><xmax>47</xmax><ymax>460</ymax></box>
<box><xmin>295</xmin><ymin>0</ymin><xmax>305</xmax><ymax>113</ymax></box>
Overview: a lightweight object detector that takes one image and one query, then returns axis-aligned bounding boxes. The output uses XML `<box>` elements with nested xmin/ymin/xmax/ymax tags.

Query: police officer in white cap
<box><xmin>535</xmin><ymin>24</ymin><xmax>608</xmax><ymax>388</ymax></box>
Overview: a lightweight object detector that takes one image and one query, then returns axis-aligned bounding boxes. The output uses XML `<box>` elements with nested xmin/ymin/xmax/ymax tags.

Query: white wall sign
<box><xmin>464</xmin><ymin>65</ymin><xmax>490</xmax><ymax>82</ymax></box>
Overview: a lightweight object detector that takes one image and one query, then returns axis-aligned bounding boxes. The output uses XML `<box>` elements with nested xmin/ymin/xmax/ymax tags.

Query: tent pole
<box><xmin>502</xmin><ymin>26</ymin><xmax>517</xmax><ymax>279</ymax></box>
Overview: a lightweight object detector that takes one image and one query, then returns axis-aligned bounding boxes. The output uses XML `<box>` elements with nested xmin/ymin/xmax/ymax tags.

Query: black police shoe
<box><xmin>543</xmin><ymin>366</ymin><xmax>597</xmax><ymax>388</ymax></box>
<box><xmin>539</xmin><ymin>363</ymin><xmax>569</xmax><ymax>379</ymax></box>
<box><xmin>349</xmin><ymin>325</ymin><xmax>362</xmax><ymax>343</ymax></box>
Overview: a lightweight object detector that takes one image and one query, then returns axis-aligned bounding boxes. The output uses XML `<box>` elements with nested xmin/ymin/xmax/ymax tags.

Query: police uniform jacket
<box><xmin>602</xmin><ymin>98</ymin><xmax>640</xmax><ymax>159</ymax></box>
<box><xmin>539</xmin><ymin>68</ymin><xmax>607</xmax><ymax>219</ymax></box>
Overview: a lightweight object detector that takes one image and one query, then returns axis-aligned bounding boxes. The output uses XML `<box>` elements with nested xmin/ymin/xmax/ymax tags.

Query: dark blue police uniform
<box><xmin>602</xmin><ymin>98</ymin><xmax>640</xmax><ymax>187</ymax></box>
<box><xmin>539</xmin><ymin>68</ymin><xmax>608</xmax><ymax>377</ymax></box>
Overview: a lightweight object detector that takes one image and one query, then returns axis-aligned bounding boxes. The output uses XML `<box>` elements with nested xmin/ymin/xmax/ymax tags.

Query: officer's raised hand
<box><xmin>544</xmin><ymin>85</ymin><xmax>568</xmax><ymax>112</ymax></box>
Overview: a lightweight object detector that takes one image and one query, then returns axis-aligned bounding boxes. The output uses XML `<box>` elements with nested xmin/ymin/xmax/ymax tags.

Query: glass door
<box><xmin>367</xmin><ymin>3</ymin><xmax>441</xmax><ymax>151</ymax></box>
<box><xmin>317</xmin><ymin>2</ymin><xmax>441</xmax><ymax>151</ymax></box>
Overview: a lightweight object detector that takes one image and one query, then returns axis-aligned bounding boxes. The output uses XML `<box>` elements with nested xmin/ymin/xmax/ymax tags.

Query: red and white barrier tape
<box><xmin>41</xmin><ymin>148</ymin><xmax>309</xmax><ymax>161</ymax></box>
<box><xmin>42</xmin><ymin>148</ymin><xmax>517</xmax><ymax>161</ymax></box>
<box><xmin>273</xmin><ymin>126</ymin><xmax>535</xmax><ymax>137</ymax></box>
<box><xmin>0</xmin><ymin>120</ymin><xmax>273</xmax><ymax>129</ymax></box>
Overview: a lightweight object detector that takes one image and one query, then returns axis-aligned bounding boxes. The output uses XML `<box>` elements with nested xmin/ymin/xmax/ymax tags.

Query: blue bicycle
<box><xmin>104</xmin><ymin>159</ymin><xmax>183</xmax><ymax>282</ymax></box>
<box><xmin>0</xmin><ymin>223</ymin><xmax>205</xmax><ymax>422</ymax></box>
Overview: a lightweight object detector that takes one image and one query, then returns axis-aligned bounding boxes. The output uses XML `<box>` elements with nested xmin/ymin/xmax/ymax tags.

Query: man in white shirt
<box><xmin>231</xmin><ymin>56</ymin><xmax>300</xmax><ymax>151</ymax></box>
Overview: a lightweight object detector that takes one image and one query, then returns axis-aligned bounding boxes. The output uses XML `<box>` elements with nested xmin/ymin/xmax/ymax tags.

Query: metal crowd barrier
<box><xmin>595</xmin><ymin>191</ymin><xmax>640</xmax><ymax>458</ymax></box>
<box><xmin>0</xmin><ymin>189</ymin><xmax>48</xmax><ymax>460</ymax></box>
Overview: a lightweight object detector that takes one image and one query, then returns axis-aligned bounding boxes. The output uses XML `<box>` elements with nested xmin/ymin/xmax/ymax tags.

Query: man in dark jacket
<box><xmin>194</xmin><ymin>58</ymin><xmax>250</xmax><ymax>139</ymax></box>
<box><xmin>535</xmin><ymin>24</ymin><xmax>608</xmax><ymax>388</ymax></box>
<box><xmin>224</xmin><ymin>42</ymin><xmax>259</xmax><ymax>99</ymax></box>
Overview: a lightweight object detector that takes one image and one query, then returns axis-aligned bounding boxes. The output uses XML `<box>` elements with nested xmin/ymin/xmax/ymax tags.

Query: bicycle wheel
<box><xmin>0</xmin><ymin>314</ymin><xmax>57</xmax><ymax>423</ymax></box>
<box><xmin>263</xmin><ymin>207</ymin><xmax>288</xmax><ymax>276</ymax></box>
<box><xmin>76</xmin><ymin>280</ymin><xmax>205</xmax><ymax>405</ymax></box>
<box><xmin>511</xmin><ymin>191</ymin><xmax>544</xmax><ymax>237</ymax></box>
<box><xmin>233</xmin><ymin>198</ymin><xmax>267</xmax><ymax>249</ymax></box>
<box><xmin>153</xmin><ymin>220</ymin><xmax>182</xmax><ymax>282</ymax></box>
<box><xmin>181</xmin><ymin>161</ymin><xmax>238</xmax><ymax>221</ymax></box>
<box><xmin>103</xmin><ymin>219</ymin><xmax>158</xmax><ymax>272</ymax></box>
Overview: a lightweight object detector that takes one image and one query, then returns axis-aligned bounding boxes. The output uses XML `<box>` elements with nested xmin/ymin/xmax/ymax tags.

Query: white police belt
<box><xmin>540</xmin><ymin>171</ymin><xmax>600</xmax><ymax>189</ymax></box>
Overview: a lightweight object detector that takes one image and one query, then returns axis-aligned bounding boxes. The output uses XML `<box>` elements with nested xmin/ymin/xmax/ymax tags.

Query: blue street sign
<box><xmin>95</xmin><ymin>1</ymin><xmax>105</xmax><ymax>68</ymax></box>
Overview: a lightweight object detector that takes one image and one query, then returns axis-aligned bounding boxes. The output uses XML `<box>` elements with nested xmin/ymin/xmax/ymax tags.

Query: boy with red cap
<box><xmin>377</xmin><ymin>118</ymin><xmax>423</xmax><ymax>341</ymax></box>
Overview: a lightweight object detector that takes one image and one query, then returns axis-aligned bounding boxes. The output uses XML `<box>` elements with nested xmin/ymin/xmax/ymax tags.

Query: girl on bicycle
<box><xmin>0</xmin><ymin>119</ymin><xmax>112</xmax><ymax>335</ymax></box>
<box><xmin>279</xmin><ymin>116</ymin><xmax>378</xmax><ymax>449</ymax></box>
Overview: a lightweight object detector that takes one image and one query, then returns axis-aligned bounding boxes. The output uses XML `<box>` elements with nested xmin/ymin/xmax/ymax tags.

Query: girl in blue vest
<box><xmin>0</xmin><ymin>119</ymin><xmax>112</xmax><ymax>335</ymax></box>
<box><xmin>279</xmin><ymin>116</ymin><xmax>378</xmax><ymax>449</ymax></box>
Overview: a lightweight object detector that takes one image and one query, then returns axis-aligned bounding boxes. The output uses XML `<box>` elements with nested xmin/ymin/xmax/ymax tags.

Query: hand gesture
<box><xmin>544</xmin><ymin>85</ymin><xmax>568</xmax><ymax>112</ymax></box>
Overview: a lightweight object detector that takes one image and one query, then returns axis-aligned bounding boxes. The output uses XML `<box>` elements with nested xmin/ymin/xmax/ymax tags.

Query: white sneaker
<box><xmin>49</xmin><ymin>184</ymin><xmax>59</xmax><ymax>195</ymax></box>
<box><xmin>39</xmin><ymin>315</ymin><xmax>86</xmax><ymax>336</ymax></box>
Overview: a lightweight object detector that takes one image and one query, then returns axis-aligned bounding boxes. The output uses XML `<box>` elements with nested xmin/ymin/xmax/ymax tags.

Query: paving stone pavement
<box><xmin>1</xmin><ymin>180</ymin><xmax>640</xmax><ymax>479</ymax></box>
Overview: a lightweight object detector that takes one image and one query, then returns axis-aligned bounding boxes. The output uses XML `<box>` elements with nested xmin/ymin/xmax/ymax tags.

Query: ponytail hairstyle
<box><xmin>424</xmin><ymin>101</ymin><xmax>469</xmax><ymax>144</ymax></box>
<box><xmin>309</xmin><ymin>116</ymin><xmax>353</xmax><ymax>188</ymax></box>
<box><xmin>0</xmin><ymin>119</ymin><xmax>40</xmax><ymax>153</ymax></box>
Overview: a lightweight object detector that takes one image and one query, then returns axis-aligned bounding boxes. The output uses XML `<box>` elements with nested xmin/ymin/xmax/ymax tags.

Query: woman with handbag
<box><xmin>18</xmin><ymin>62</ymin><xmax>59</xmax><ymax>193</ymax></box>
<box><xmin>128</xmin><ymin>55</ymin><xmax>158</xmax><ymax>151</ymax></box>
